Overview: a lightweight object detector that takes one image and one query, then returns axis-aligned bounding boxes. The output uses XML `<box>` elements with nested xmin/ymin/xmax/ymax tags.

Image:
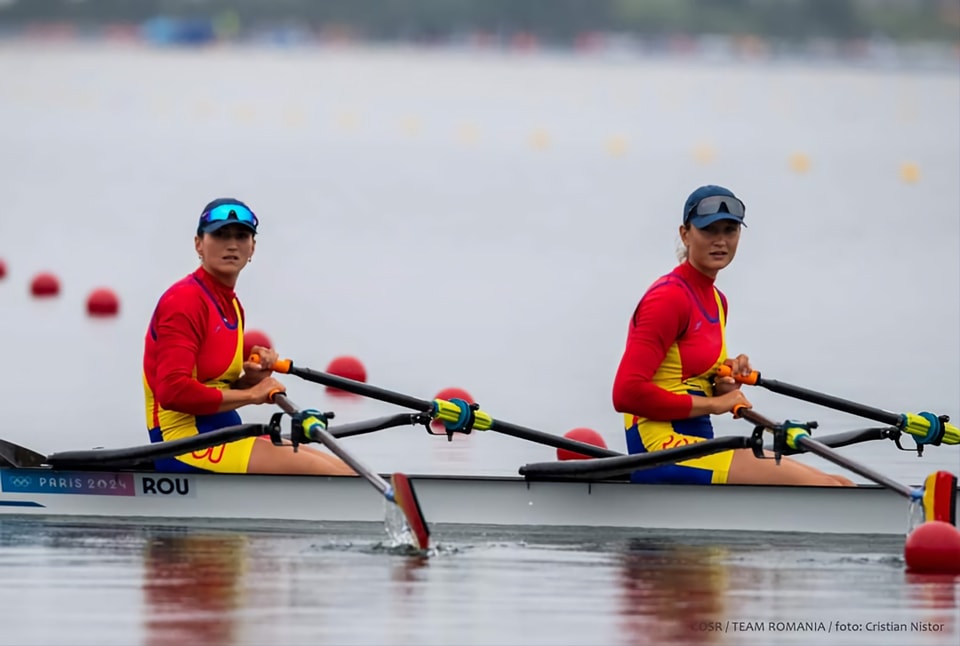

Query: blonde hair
<box><xmin>675</xmin><ymin>225</ymin><xmax>690</xmax><ymax>262</ymax></box>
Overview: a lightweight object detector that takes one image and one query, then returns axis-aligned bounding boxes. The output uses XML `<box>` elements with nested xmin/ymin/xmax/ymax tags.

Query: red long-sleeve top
<box><xmin>143</xmin><ymin>267</ymin><xmax>245</xmax><ymax>418</ymax></box>
<box><xmin>612</xmin><ymin>261</ymin><xmax>728</xmax><ymax>421</ymax></box>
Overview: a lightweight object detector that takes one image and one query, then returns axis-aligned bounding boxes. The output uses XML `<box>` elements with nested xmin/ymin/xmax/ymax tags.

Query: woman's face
<box><xmin>679</xmin><ymin>220</ymin><xmax>741</xmax><ymax>277</ymax></box>
<box><xmin>194</xmin><ymin>224</ymin><xmax>256</xmax><ymax>286</ymax></box>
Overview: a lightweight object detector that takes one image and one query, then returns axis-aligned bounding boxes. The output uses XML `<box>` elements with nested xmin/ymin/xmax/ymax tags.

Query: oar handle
<box><xmin>716</xmin><ymin>364</ymin><xmax>759</xmax><ymax>385</ymax></box>
<box><xmin>249</xmin><ymin>353</ymin><xmax>293</xmax><ymax>374</ymax></box>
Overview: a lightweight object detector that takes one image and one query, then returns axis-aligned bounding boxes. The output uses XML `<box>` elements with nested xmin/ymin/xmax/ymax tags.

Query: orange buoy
<box><xmin>0</xmin><ymin>258</ymin><xmax>7</xmax><ymax>280</ymax></box>
<box><xmin>30</xmin><ymin>272</ymin><xmax>60</xmax><ymax>297</ymax></box>
<box><xmin>86</xmin><ymin>287</ymin><xmax>120</xmax><ymax>317</ymax></box>
<box><xmin>557</xmin><ymin>427</ymin><xmax>608</xmax><ymax>461</ymax></box>
<box><xmin>325</xmin><ymin>355</ymin><xmax>367</xmax><ymax>396</ymax></box>
<box><xmin>904</xmin><ymin>521</ymin><xmax>960</xmax><ymax>574</ymax></box>
<box><xmin>243</xmin><ymin>329</ymin><xmax>273</xmax><ymax>361</ymax></box>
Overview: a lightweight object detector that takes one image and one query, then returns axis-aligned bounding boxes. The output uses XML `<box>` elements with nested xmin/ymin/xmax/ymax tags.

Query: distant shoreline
<box><xmin>2</xmin><ymin>26</ymin><xmax>957</xmax><ymax>75</ymax></box>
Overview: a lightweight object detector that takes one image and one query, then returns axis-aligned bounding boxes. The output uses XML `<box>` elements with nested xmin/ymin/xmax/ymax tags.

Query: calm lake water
<box><xmin>0</xmin><ymin>41</ymin><xmax>958</xmax><ymax>645</ymax></box>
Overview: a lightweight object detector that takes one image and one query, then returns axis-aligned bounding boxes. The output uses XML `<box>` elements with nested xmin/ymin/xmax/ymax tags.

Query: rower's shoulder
<box><xmin>639</xmin><ymin>269</ymin><xmax>689</xmax><ymax>301</ymax></box>
<box><xmin>155</xmin><ymin>272</ymin><xmax>205</xmax><ymax>308</ymax></box>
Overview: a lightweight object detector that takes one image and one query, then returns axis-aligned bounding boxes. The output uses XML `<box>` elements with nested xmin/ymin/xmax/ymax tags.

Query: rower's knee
<box><xmin>831</xmin><ymin>474</ymin><xmax>856</xmax><ymax>487</ymax></box>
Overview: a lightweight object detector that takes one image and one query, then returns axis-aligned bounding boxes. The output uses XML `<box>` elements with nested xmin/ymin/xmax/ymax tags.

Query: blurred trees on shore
<box><xmin>1</xmin><ymin>0</ymin><xmax>957</xmax><ymax>44</ymax></box>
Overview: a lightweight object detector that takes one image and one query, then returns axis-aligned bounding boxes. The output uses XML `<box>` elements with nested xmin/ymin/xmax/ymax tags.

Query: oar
<box><xmin>259</xmin><ymin>356</ymin><xmax>620</xmax><ymax>459</ymax></box>
<box><xmin>732</xmin><ymin>404</ymin><xmax>957</xmax><ymax>525</ymax></box>
<box><xmin>268</xmin><ymin>391</ymin><xmax>430</xmax><ymax>551</ymax></box>
<box><xmin>718</xmin><ymin>365</ymin><xmax>959</xmax><ymax>446</ymax></box>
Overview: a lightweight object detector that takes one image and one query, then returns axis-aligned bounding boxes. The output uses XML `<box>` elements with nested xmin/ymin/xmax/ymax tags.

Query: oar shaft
<box><xmin>757</xmin><ymin>377</ymin><xmax>903</xmax><ymax>427</ymax></box>
<box><xmin>279</xmin><ymin>360</ymin><xmax>619</xmax><ymax>458</ymax></box>
<box><xmin>735</xmin><ymin>408</ymin><xmax>917</xmax><ymax>500</ymax></box>
<box><xmin>272</xmin><ymin>393</ymin><xmax>391</xmax><ymax>497</ymax></box>
<box><xmin>794</xmin><ymin>436</ymin><xmax>915</xmax><ymax>499</ymax></box>
<box><xmin>289</xmin><ymin>364</ymin><xmax>432</xmax><ymax>411</ymax></box>
<box><xmin>486</xmin><ymin>419</ymin><xmax>619</xmax><ymax>458</ymax></box>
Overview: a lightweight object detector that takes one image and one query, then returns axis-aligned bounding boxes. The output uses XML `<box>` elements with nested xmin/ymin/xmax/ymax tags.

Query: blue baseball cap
<box><xmin>683</xmin><ymin>185</ymin><xmax>746</xmax><ymax>229</ymax></box>
<box><xmin>197</xmin><ymin>198</ymin><xmax>259</xmax><ymax>235</ymax></box>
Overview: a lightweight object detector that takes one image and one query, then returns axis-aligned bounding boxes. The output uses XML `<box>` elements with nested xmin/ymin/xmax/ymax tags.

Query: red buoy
<box><xmin>86</xmin><ymin>287</ymin><xmax>120</xmax><ymax>317</ymax></box>
<box><xmin>326</xmin><ymin>355</ymin><xmax>367</xmax><ymax>382</ymax></box>
<box><xmin>904</xmin><ymin>521</ymin><xmax>960</xmax><ymax>574</ymax></box>
<box><xmin>325</xmin><ymin>355</ymin><xmax>367</xmax><ymax>396</ymax></box>
<box><xmin>557</xmin><ymin>427</ymin><xmax>608</xmax><ymax>461</ymax></box>
<box><xmin>434</xmin><ymin>387</ymin><xmax>474</xmax><ymax>405</ymax></box>
<box><xmin>0</xmin><ymin>259</ymin><xmax>7</xmax><ymax>280</ymax></box>
<box><xmin>30</xmin><ymin>272</ymin><xmax>60</xmax><ymax>297</ymax></box>
<box><xmin>243</xmin><ymin>329</ymin><xmax>274</xmax><ymax>361</ymax></box>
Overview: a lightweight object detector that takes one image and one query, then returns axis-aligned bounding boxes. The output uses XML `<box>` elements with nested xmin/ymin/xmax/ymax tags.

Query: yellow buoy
<box><xmin>283</xmin><ymin>106</ymin><xmax>306</xmax><ymax>128</ymax></box>
<box><xmin>693</xmin><ymin>143</ymin><xmax>716</xmax><ymax>165</ymax></box>
<box><xmin>900</xmin><ymin>162</ymin><xmax>921</xmax><ymax>184</ymax></box>
<box><xmin>789</xmin><ymin>153</ymin><xmax>811</xmax><ymax>174</ymax></box>
<box><xmin>233</xmin><ymin>105</ymin><xmax>256</xmax><ymax>124</ymax></box>
<box><xmin>336</xmin><ymin>111</ymin><xmax>359</xmax><ymax>131</ymax></box>
<box><xmin>457</xmin><ymin>123</ymin><xmax>479</xmax><ymax>145</ymax></box>
<box><xmin>528</xmin><ymin>129</ymin><xmax>551</xmax><ymax>151</ymax></box>
<box><xmin>193</xmin><ymin>98</ymin><xmax>215</xmax><ymax>119</ymax></box>
<box><xmin>400</xmin><ymin>116</ymin><xmax>421</xmax><ymax>135</ymax></box>
<box><xmin>606</xmin><ymin>136</ymin><xmax>628</xmax><ymax>157</ymax></box>
<box><xmin>151</xmin><ymin>97</ymin><xmax>172</xmax><ymax>118</ymax></box>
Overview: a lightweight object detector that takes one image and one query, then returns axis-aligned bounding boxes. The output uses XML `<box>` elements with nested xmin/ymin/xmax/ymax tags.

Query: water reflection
<box><xmin>616</xmin><ymin>539</ymin><xmax>730</xmax><ymax>645</ymax></box>
<box><xmin>143</xmin><ymin>530</ymin><xmax>249</xmax><ymax>646</ymax></box>
<box><xmin>904</xmin><ymin>572</ymin><xmax>959</xmax><ymax>638</ymax></box>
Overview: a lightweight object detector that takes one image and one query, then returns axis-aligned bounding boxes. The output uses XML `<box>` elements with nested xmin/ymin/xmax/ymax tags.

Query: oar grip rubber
<box><xmin>247</xmin><ymin>354</ymin><xmax>292</xmax><ymax>374</ymax></box>
<box><xmin>717</xmin><ymin>364</ymin><xmax>760</xmax><ymax>385</ymax></box>
<box><xmin>267</xmin><ymin>388</ymin><xmax>284</xmax><ymax>403</ymax></box>
<box><xmin>731</xmin><ymin>403</ymin><xmax>749</xmax><ymax>418</ymax></box>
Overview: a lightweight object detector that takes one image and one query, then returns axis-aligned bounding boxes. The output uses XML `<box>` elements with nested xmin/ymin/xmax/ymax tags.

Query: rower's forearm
<box><xmin>216</xmin><ymin>388</ymin><xmax>256</xmax><ymax>412</ymax></box>
<box><xmin>688</xmin><ymin>396</ymin><xmax>723</xmax><ymax>418</ymax></box>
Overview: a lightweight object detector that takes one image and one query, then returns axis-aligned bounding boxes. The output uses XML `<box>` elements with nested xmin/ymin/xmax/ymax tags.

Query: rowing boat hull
<box><xmin>0</xmin><ymin>468</ymin><xmax>954</xmax><ymax>535</ymax></box>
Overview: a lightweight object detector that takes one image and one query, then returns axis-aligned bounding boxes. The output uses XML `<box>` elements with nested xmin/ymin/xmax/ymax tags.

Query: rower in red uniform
<box><xmin>143</xmin><ymin>197</ymin><xmax>352</xmax><ymax>475</ymax></box>
<box><xmin>612</xmin><ymin>185</ymin><xmax>853</xmax><ymax>486</ymax></box>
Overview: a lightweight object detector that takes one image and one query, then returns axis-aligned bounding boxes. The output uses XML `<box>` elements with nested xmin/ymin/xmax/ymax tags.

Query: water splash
<box><xmin>383</xmin><ymin>500</ymin><xmax>423</xmax><ymax>552</ymax></box>
<box><xmin>906</xmin><ymin>498</ymin><xmax>925</xmax><ymax>536</ymax></box>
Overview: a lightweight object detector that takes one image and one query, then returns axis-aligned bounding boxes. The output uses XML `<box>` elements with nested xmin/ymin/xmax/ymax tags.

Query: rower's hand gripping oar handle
<box><xmin>717</xmin><ymin>364</ymin><xmax>760</xmax><ymax>385</ymax></box>
<box><xmin>250</xmin><ymin>354</ymin><xmax>292</xmax><ymax>374</ymax></box>
<box><xmin>718</xmin><ymin>366</ymin><xmax>959</xmax><ymax>446</ymax></box>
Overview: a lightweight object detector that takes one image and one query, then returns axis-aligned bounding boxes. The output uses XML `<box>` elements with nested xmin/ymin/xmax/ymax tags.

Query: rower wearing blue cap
<box><xmin>612</xmin><ymin>185</ymin><xmax>854</xmax><ymax>486</ymax></box>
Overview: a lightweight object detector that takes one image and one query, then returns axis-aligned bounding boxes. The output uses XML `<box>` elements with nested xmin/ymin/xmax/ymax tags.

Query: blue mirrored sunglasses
<box><xmin>686</xmin><ymin>195</ymin><xmax>745</xmax><ymax>222</ymax></box>
<box><xmin>200</xmin><ymin>203</ymin><xmax>259</xmax><ymax>230</ymax></box>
